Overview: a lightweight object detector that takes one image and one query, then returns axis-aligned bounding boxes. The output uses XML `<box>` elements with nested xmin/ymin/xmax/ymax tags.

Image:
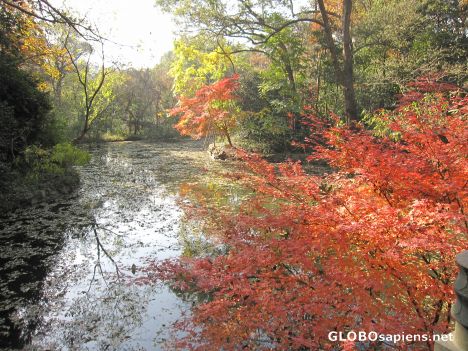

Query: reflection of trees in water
<box><xmin>0</xmin><ymin>201</ymin><xmax>93</xmax><ymax>349</ymax></box>
<box><xmin>58</xmin><ymin>284</ymin><xmax>151</xmax><ymax>350</ymax></box>
<box><xmin>0</xmin><ymin>194</ymin><xmax>130</xmax><ymax>349</ymax></box>
<box><xmin>88</xmin><ymin>222</ymin><xmax>122</xmax><ymax>292</ymax></box>
<box><xmin>177</xmin><ymin>179</ymin><xmax>248</xmax><ymax>259</ymax></box>
<box><xmin>36</xmin><ymin>221</ymin><xmax>152</xmax><ymax>350</ymax></box>
<box><xmin>3</xmin><ymin>141</ymin><xmax>220</xmax><ymax>349</ymax></box>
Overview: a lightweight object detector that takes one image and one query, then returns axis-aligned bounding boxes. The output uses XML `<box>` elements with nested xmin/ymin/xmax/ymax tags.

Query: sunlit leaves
<box><xmin>170</xmin><ymin>38</ymin><xmax>234</xmax><ymax>96</ymax></box>
<box><xmin>170</xmin><ymin>74</ymin><xmax>240</xmax><ymax>144</ymax></box>
<box><xmin>155</xmin><ymin>82</ymin><xmax>467</xmax><ymax>350</ymax></box>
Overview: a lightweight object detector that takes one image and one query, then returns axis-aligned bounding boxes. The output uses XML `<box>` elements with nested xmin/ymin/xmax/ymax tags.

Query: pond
<box><xmin>0</xmin><ymin>140</ymin><xmax>222</xmax><ymax>350</ymax></box>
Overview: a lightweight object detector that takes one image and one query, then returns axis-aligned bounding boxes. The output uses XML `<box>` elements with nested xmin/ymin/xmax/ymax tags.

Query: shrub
<box><xmin>237</xmin><ymin>108</ymin><xmax>292</xmax><ymax>153</ymax></box>
<box><xmin>22</xmin><ymin>143</ymin><xmax>90</xmax><ymax>178</ymax></box>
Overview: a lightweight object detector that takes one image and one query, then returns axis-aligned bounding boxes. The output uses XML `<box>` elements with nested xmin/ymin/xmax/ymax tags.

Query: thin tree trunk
<box><xmin>278</xmin><ymin>42</ymin><xmax>297</xmax><ymax>129</ymax></box>
<box><xmin>223</xmin><ymin>124</ymin><xmax>233</xmax><ymax>147</ymax></box>
<box><xmin>74</xmin><ymin>122</ymin><xmax>88</xmax><ymax>143</ymax></box>
<box><xmin>316</xmin><ymin>50</ymin><xmax>322</xmax><ymax>111</ymax></box>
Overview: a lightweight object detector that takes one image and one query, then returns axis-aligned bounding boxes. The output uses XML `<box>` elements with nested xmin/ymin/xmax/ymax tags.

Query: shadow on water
<box><xmin>0</xmin><ymin>140</ymin><xmax>221</xmax><ymax>350</ymax></box>
<box><xmin>0</xmin><ymin>196</ymin><xmax>90</xmax><ymax>349</ymax></box>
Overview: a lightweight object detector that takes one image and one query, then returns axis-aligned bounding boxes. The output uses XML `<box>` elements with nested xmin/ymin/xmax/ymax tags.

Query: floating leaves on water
<box><xmin>2</xmin><ymin>141</ymin><xmax>216</xmax><ymax>349</ymax></box>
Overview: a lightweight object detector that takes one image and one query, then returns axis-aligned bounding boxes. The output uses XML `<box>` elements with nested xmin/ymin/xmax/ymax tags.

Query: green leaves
<box><xmin>22</xmin><ymin>143</ymin><xmax>90</xmax><ymax>178</ymax></box>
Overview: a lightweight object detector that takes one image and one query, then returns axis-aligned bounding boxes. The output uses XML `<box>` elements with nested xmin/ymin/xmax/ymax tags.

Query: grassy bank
<box><xmin>0</xmin><ymin>143</ymin><xmax>90</xmax><ymax>213</ymax></box>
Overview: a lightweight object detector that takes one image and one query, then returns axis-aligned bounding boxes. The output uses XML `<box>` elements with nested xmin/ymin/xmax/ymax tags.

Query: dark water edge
<box><xmin>0</xmin><ymin>140</ymin><xmax>212</xmax><ymax>350</ymax></box>
<box><xmin>0</xmin><ymin>197</ymin><xmax>81</xmax><ymax>349</ymax></box>
<box><xmin>0</xmin><ymin>166</ymin><xmax>81</xmax><ymax>214</ymax></box>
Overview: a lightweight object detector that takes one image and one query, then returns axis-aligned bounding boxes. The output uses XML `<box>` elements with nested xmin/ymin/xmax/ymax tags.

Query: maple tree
<box><xmin>148</xmin><ymin>79</ymin><xmax>467</xmax><ymax>350</ymax></box>
<box><xmin>170</xmin><ymin>74</ymin><xmax>240</xmax><ymax>146</ymax></box>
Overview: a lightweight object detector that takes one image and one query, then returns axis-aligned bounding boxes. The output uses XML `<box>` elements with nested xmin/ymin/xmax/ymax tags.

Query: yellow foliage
<box><xmin>2</xmin><ymin>0</ymin><xmax>71</xmax><ymax>91</ymax></box>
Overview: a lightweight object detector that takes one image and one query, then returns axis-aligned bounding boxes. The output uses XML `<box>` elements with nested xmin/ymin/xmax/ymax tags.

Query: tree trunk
<box><xmin>74</xmin><ymin>123</ymin><xmax>88</xmax><ymax>143</ymax></box>
<box><xmin>316</xmin><ymin>50</ymin><xmax>322</xmax><ymax>111</ymax></box>
<box><xmin>317</xmin><ymin>0</ymin><xmax>359</xmax><ymax>123</ymax></box>
<box><xmin>223</xmin><ymin>124</ymin><xmax>233</xmax><ymax>147</ymax></box>
<box><xmin>342</xmin><ymin>0</ymin><xmax>358</xmax><ymax>123</ymax></box>
<box><xmin>278</xmin><ymin>42</ymin><xmax>298</xmax><ymax>129</ymax></box>
<box><xmin>54</xmin><ymin>78</ymin><xmax>63</xmax><ymax>105</ymax></box>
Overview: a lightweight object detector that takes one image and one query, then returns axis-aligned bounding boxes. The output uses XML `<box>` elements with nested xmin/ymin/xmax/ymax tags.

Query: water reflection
<box><xmin>0</xmin><ymin>198</ymin><xmax>88</xmax><ymax>349</ymax></box>
<box><xmin>0</xmin><ymin>140</ymin><xmax>214</xmax><ymax>350</ymax></box>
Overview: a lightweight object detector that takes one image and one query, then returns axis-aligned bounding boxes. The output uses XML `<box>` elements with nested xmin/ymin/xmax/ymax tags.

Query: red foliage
<box><xmin>397</xmin><ymin>75</ymin><xmax>459</xmax><ymax>107</ymax></box>
<box><xmin>170</xmin><ymin>75</ymin><xmax>240</xmax><ymax>144</ymax></box>
<box><xmin>154</xmin><ymin>84</ymin><xmax>467</xmax><ymax>350</ymax></box>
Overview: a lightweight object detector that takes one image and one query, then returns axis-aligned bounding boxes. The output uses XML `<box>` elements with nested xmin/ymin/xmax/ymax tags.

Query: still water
<box><xmin>0</xmin><ymin>140</ymin><xmax>215</xmax><ymax>350</ymax></box>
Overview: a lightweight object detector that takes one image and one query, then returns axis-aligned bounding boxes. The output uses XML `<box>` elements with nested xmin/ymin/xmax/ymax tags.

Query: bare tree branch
<box><xmin>0</xmin><ymin>0</ymin><xmax>100</xmax><ymax>40</ymax></box>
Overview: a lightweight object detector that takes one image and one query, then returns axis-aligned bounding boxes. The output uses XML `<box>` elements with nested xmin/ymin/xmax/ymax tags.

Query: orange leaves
<box><xmin>152</xmin><ymin>81</ymin><xmax>467</xmax><ymax>350</ymax></box>
<box><xmin>170</xmin><ymin>74</ymin><xmax>240</xmax><ymax>141</ymax></box>
<box><xmin>2</xmin><ymin>0</ymin><xmax>47</xmax><ymax>60</ymax></box>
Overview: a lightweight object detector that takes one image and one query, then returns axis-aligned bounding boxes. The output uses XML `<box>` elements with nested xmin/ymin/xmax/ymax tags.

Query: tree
<box><xmin>157</xmin><ymin>0</ymin><xmax>360</xmax><ymax>122</ymax></box>
<box><xmin>0</xmin><ymin>0</ymin><xmax>98</xmax><ymax>40</ymax></box>
<box><xmin>116</xmin><ymin>68</ymin><xmax>163</xmax><ymax>135</ymax></box>
<box><xmin>170</xmin><ymin>37</ymin><xmax>235</xmax><ymax>96</ymax></box>
<box><xmin>152</xmin><ymin>52</ymin><xmax>177</xmax><ymax>128</ymax></box>
<box><xmin>0</xmin><ymin>1</ymin><xmax>50</xmax><ymax>160</ymax></box>
<box><xmin>0</xmin><ymin>55</ymin><xmax>50</xmax><ymax>161</ymax></box>
<box><xmin>352</xmin><ymin>0</ymin><xmax>467</xmax><ymax>112</ymax></box>
<box><xmin>63</xmin><ymin>30</ymin><xmax>113</xmax><ymax>142</ymax></box>
<box><xmin>317</xmin><ymin>0</ymin><xmax>358</xmax><ymax>123</ymax></box>
<box><xmin>40</xmin><ymin>24</ymin><xmax>75</xmax><ymax>105</ymax></box>
<box><xmin>0</xmin><ymin>0</ymin><xmax>115</xmax><ymax>143</ymax></box>
<box><xmin>150</xmin><ymin>81</ymin><xmax>467</xmax><ymax>350</ymax></box>
<box><xmin>170</xmin><ymin>75</ymin><xmax>240</xmax><ymax>146</ymax></box>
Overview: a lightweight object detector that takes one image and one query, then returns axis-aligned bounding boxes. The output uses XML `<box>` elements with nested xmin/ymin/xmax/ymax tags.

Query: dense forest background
<box><xmin>1</xmin><ymin>0</ymin><xmax>466</xmax><ymax>154</ymax></box>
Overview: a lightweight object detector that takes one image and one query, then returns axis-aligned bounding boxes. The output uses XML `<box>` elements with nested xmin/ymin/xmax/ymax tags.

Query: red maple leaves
<box><xmin>170</xmin><ymin>74</ymin><xmax>240</xmax><ymax>145</ymax></box>
<box><xmin>155</xmin><ymin>81</ymin><xmax>467</xmax><ymax>350</ymax></box>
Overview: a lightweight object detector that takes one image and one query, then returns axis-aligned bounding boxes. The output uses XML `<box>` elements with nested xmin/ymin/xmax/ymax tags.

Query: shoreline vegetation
<box><xmin>0</xmin><ymin>143</ymin><xmax>89</xmax><ymax>213</ymax></box>
<box><xmin>0</xmin><ymin>136</ymin><xmax>322</xmax><ymax>214</ymax></box>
